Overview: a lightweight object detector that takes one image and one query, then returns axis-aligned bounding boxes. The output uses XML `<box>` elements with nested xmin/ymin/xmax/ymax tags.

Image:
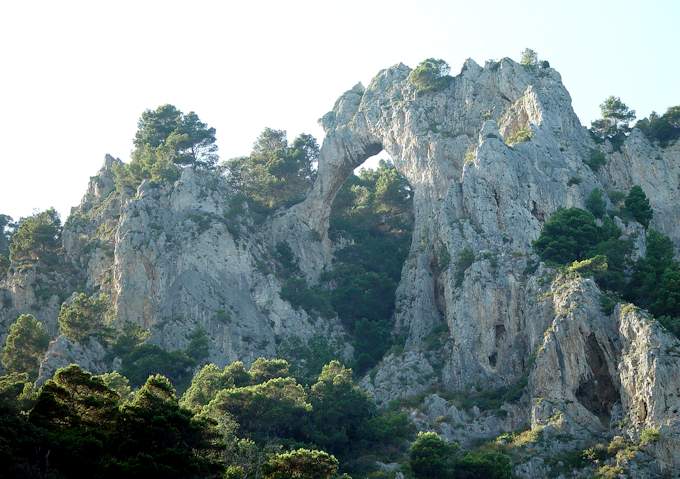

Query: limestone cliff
<box><xmin>0</xmin><ymin>55</ymin><xmax>679</xmax><ymax>477</ymax></box>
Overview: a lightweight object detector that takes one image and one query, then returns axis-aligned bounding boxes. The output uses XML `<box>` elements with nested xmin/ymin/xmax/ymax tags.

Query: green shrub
<box><xmin>585</xmin><ymin>149</ymin><xmax>607</xmax><ymax>171</ymax></box>
<box><xmin>58</xmin><ymin>293</ymin><xmax>109</xmax><ymax>343</ymax></box>
<box><xmin>505</xmin><ymin>127</ymin><xmax>532</xmax><ymax>145</ymax></box>
<box><xmin>520</xmin><ymin>48</ymin><xmax>538</xmax><ymax>66</ymax></box>
<box><xmin>410</xmin><ymin>432</ymin><xmax>458</xmax><ymax>479</ymax></box>
<box><xmin>408</xmin><ymin>58</ymin><xmax>452</xmax><ymax>94</ymax></box>
<box><xmin>636</xmin><ymin>105</ymin><xmax>680</xmax><ymax>147</ymax></box>
<box><xmin>1</xmin><ymin>314</ymin><xmax>49</xmax><ymax>379</ymax></box>
<box><xmin>9</xmin><ymin>209</ymin><xmax>61</xmax><ymax>265</ymax></box>
<box><xmin>585</xmin><ymin>188</ymin><xmax>606</xmax><ymax>218</ymax></box>
<box><xmin>624</xmin><ymin>185</ymin><xmax>653</xmax><ymax>228</ymax></box>
<box><xmin>120</xmin><ymin>343</ymin><xmax>196</xmax><ymax>390</ymax></box>
<box><xmin>640</xmin><ymin>427</ymin><xmax>660</xmax><ymax>446</ymax></box>
<box><xmin>456</xmin><ymin>450</ymin><xmax>513</xmax><ymax>478</ymax></box>
<box><xmin>455</xmin><ymin>247</ymin><xmax>475</xmax><ymax>286</ymax></box>
<box><xmin>281</xmin><ymin>277</ymin><xmax>334</xmax><ymax>318</ymax></box>
<box><xmin>533</xmin><ymin>208</ymin><xmax>601</xmax><ymax>264</ymax></box>
<box><xmin>264</xmin><ymin>449</ymin><xmax>339</xmax><ymax>479</ymax></box>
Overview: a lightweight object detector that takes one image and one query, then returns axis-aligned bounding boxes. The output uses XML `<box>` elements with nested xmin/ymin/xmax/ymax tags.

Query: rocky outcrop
<box><xmin>279</xmin><ymin>57</ymin><xmax>680</xmax><ymax>475</ymax></box>
<box><xmin>2</xmin><ymin>54</ymin><xmax>679</xmax><ymax>475</ymax></box>
<box><xmin>37</xmin><ymin>335</ymin><xmax>110</xmax><ymax>385</ymax></box>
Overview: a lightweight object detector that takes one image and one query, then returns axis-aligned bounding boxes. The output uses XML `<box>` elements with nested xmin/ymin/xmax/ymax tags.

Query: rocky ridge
<box><xmin>0</xmin><ymin>56</ymin><xmax>679</xmax><ymax>477</ymax></box>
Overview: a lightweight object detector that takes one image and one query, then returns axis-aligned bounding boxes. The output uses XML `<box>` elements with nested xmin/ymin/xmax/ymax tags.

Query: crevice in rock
<box><xmin>575</xmin><ymin>334</ymin><xmax>620</xmax><ymax>424</ymax></box>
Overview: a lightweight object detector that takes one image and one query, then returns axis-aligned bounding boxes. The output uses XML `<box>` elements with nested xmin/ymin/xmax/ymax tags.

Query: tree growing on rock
<box><xmin>590</xmin><ymin>96</ymin><xmax>636</xmax><ymax>143</ymax></box>
<box><xmin>115</xmin><ymin>104</ymin><xmax>219</xmax><ymax>190</ymax></box>
<box><xmin>624</xmin><ymin>185</ymin><xmax>653</xmax><ymax>228</ymax></box>
<box><xmin>58</xmin><ymin>292</ymin><xmax>109</xmax><ymax>342</ymax></box>
<box><xmin>225</xmin><ymin>128</ymin><xmax>318</xmax><ymax>213</ymax></box>
<box><xmin>1</xmin><ymin>314</ymin><xmax>50</xmax><ymax>379</ymax></box>
<box><xmin>532</xmin><ymin>208</ymin><xmax>602</xmax><ymax>264</ymax></box>
<box><xmin>9</xmin><ymin>208</ymin><xmax>61</xmax><ymax>265</ymax></box>
<box><xmin>408</xmin><ymin>58</ymin><xmax>452</xmax><ymax>94</ymax></box>
<box><xmin>520</xmin><ymin>48</ymin><xmax>538</xmax><ymax>66</ymax></box>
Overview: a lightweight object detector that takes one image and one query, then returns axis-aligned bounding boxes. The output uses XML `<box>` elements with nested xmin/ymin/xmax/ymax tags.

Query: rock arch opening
<box><xmin>320</xmin><ymin>150</ymin><xmax>414</xmax><ymax>373</ymax></box>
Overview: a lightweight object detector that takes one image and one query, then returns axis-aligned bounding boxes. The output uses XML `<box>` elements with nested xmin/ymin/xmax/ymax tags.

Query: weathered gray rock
<box><xmin>37</xmin><ymin>334</ymin><xmax>110</xmax><ymax>384</ymax></box>
<box><xmin>2</xmin><ymin>54</ymin><xmax>679</xmax><ymax>476</ymax></box>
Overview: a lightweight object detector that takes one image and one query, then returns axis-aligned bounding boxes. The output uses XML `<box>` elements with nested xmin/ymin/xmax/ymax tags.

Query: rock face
<box><xmin>1</xmin><ymin>55</ymin><xmax>679</xmax><ymax>476</ymax></box>
<box><xmin>282</xmin><ymin>58</ymin><xmax>680</xmax><ymax>475</ymax></box>
<box><xmin>59</xmin><ymin>158</ymin><xmax>348</xmax><ymax>367</ymax></box>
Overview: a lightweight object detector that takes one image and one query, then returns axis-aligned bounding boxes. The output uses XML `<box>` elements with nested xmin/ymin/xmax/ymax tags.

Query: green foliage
<box><xmin>653</xmin><ymin>267</ymin><xmax>680</xmax><ymax>317</ymax></box>
<box><xmin>280</xmin><ymin>277</ymin><xmax>335</xmax><ymax>318</ymax></box>
<box><xmin>181</xmin><ymin>361</ymin><xmax>249</xmax><ymax>411</ymax></box>
<box><xmin>115</xmin><ymin>104</ymin><xmax>218</xmax><ymax>191</ymax></box>
<box><xmin>186</xmin><ymin>327</ymin><xmax>210</xmax><ymax>364</ymax></box>
<box><xmin>590</xmin><ymin>96</ymin><xmax>636</xmax><ymax>145</ymax></box>
<box><xmin>0</xmin><ymin>214</ymin><xmax>12</xmax><ymax>278</ymax></box>
<box><xmin>279</xmin><ymin>335</ymin><xmax>342</xmax><ymax>384</ymax></box>
<box><xmin>455</xmin><ymin>247</ymin><xmax>475</xmax><ymax>286</ymax></box>
<box><xmin>96</xmin><ymin>371</ymin><xmax>132</xmax><ymax>401</ymax></box>
<box><xmin>307</xmin><ymin>361</ymin><xmax>375</xmax><ymax>457</ymax></box>
<box><xmin>408</xmin><ymin>58</ymin><xmax>452</xmax><ymax>94</ymax></box>
<box><xmin>639</xmin><ymin>427</ymin><xmax>660</xmax><ymax>446</ymax></box>
<box><xmin>275</xmin><ymin>241</ymin><xmax>298</xmax><ymax>274</ymax></box>
<box><xmin>120</xmin><ymin>343</ymin><xmax>196</xmax><ymax>391</ymax></box>
<box><xmin>624</xmin><ymin>185</ymin><xmax>653</xmax><ymax>228</ymax></box>
<box><xmin>520</xmin><ymin>48</ymin><xmax>538</xmax><ymax>66</ymax></box>
<box><xmin>205</xmin><ymin>376</ymin><xmax>311</xmax><ymax>442</ymax></box>
<box><xmin>225</xmin><ymin>128</ymin><xmax>318</xmax><ymax>214</ymax></box>
<box><xmin>568</xmin><ymin>255</ymin><xmax>608</xmax><ymax>276</ymax></box>
<box><xmin>505</xmin><ymin>126</ymin><xmax>532</xmax><ymax>145</ymax></box>
<box><xmin>585</xmin><ymin>188</ymin><xmax>606</xmax><ymax>218</ymax></box>
<box><xmin>1</xmin><ymin>314</ymin><xmax>49</xmax><ymax>379</ymax></box>
<box><xmin>249</xmin><ymin>357</ymin><xmax>291</xmax><ymax>383</ymax></box>
<box><xmin>264</xmin><ymin>448</ymin><xmax>339</xmax><ymax>479</ymax></box>
<box><xmin>455</xmin><ymin>450</ymin><xmax>513</xmax><ymax>478</ymax></box>
<box><xmin>410</xmin><ymin>431</ymin><xmax>459</xmax><ymax>478</ymax></box>
<box><xmin>533</xmin><ymin>208</ymin><xmax>602</xmax><ymax>264</ymax></box>
<box><xmin>58</xmin><ymin>292</ymin><xmax>109</xmax><ymax>342</ymax></box>
<box><xmin>585</xmin><ymin>148</ymin><xmax>607</xmax><ymax>171</ymax></box>
<box><xmin>636</xmin><ymin>105</ymin><xmax>680</xmax><ymax>146</ymax></box>
<box><xmin>26</xmin><ymin>366</ymin><xmax>223</xmax><ymax>478</ymax></box>
<box><xmin>9</xmin><ymin>208</ymin><xmax>61</xmax><ymax>265</ymax></box>
<box><xmin>626</xmin><ymin>229</ymin><xmax>679</xmax><ymax>319</ymax></box>
<box><xmin>319</xmin><ymin>160</ymin><xmax>414</xmax><ymax>372</ymax></box>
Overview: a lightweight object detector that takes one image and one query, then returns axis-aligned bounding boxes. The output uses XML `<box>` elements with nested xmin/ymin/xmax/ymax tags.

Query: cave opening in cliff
<box><xmin>320</xmin><ymin>152</ymin><xmax>414</xmax><ymax>374</ymax></box>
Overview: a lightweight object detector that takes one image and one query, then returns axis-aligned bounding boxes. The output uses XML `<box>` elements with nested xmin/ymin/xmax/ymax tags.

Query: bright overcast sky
<box><xmin>1</xmin><ymin>0</ymin><xmax>678</xmax><ymax>221</ymax></box>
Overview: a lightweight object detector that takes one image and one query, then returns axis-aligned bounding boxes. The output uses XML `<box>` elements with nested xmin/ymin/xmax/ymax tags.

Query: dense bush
<box><xmin>584</xmin><ymin>149</ymin><xmax>607</xmax><ymax>171</ymax></box>
<box><xmin>1</xmin><ymin>314</ymin><xmax>49</xmax><ymax>379</ymax></box>
<box><xmin>120</xmin><ymin>343</ymin><xmax>197</xmax><ymax>390</ymax></box>
<box><xmin>263</xmin><ymin>449</ymin><xmax>339</xmax><ymax>479</ymax></box>
<box><xmin>225</xmin><ymin>128</ymin><xmax>318</xmax><ymax>214</ymax></box>
<box><xmin>409</xmin><ymin>431</ymin><xmax>513</xmax><ymax>479</ymax></box>
<box><xmin>410</xmin><ymin>431</ymin><xmax>459</xmax><ymax>478</ymax></box>
<box><xmin>590</xmin><ymin>96</ymin><xmax>636</xmax><ymax>148</ymax></box>
<box><xmin>585</xmin><ymin>188</ymin><xmax>606</xmax><ymax>218</ymax></box>
<box><xmin>58</xmin><ymin>292</ymin><xmax>109</xmax><ymax>342</ymax></box>
<box><xmin>623</xmin><ymin>185</ymin><xmax>653</xmax><ymax>228</ymax></box>
<box><xmin>636</xmin><ymin>105</ymin><xmax>680</xmax><ymax>146</ymax></box>
<box><xmin>9</xmin><ymin>208</ymin><xmax>62</xmax><ymax>265</ymax></box>
<box><xmin>408</xmin><ymin>58</ymin><xmax>452</xmax><ymax>94</ymax></box>
<box><xmin>533</xmin><ymin>208</ymin><xmax>603</xmax><ymax>264</ymax></box>
<box><xmin>115</xmin><ymin>104</ymin><xmax>218</xmax><ymax>191</ymax></box>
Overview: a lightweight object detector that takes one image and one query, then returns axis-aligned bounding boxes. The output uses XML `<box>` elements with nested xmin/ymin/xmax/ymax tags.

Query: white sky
<box><xmin>1</xmin><ymin>0</ymin><xmax>678</xmax><ymax>221</ymax></box>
